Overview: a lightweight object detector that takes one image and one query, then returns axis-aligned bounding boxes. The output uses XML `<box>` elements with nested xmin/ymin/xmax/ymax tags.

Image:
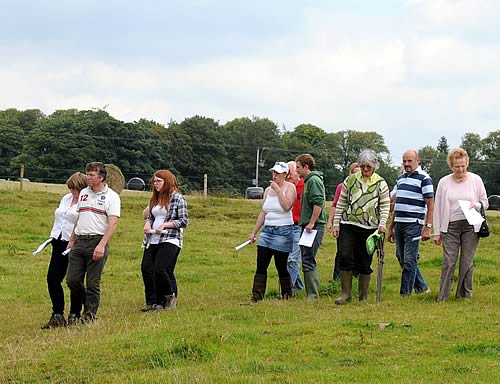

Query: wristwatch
<box><xmin>425</xmin><ymin>223</ymin><xmax>433</xmax><ymax>228</ymax></box>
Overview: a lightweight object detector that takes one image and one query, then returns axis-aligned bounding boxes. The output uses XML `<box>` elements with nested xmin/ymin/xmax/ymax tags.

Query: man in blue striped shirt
<box><xmin>389</xmin><ymin>150</ymin><xmax>434</xmax><ymax>296</ymax></box>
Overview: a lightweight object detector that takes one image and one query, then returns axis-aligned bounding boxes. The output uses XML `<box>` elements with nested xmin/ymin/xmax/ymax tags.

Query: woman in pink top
<box><xmin>433</xmin><ymin>148</ymin><xmax>488</xmax><ymax>301</ymax></box>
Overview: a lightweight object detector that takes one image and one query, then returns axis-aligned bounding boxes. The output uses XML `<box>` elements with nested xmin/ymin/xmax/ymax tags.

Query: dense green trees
<box><xmin>1</xmin><ymin>108</ymin><xmax>499</xmax><ymax>195</ymax></box>
<box><xmin>417</xmin><ymin>133</ymin><xmax>500</xmax><ymax>194</ymax></box>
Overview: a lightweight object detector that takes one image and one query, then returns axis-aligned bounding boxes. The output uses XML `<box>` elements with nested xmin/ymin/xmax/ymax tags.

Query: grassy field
<box><xmin>0</xmin><ymin>183</ymin><xmax>498</xmax><ymax>383</ymax></box>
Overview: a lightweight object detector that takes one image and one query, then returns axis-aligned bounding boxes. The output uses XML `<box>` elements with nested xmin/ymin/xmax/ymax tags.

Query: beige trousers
<box><xmin>438</xmin><ymin>220</ymin><xmax>479</xmax><ymax>301</ymax></box>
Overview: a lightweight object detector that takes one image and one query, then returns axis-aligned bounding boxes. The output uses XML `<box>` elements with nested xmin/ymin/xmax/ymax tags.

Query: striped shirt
<box><xmin>394</xmin><ymin>166</ymin><xmax>433</xmax><ymax>225</ymax></box>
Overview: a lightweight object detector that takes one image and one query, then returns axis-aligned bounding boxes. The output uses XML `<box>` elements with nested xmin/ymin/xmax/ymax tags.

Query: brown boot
<box><xmin>279</xmin><ymin>275</ymin><xmax>292</xmax><ymax>299</ymax></box>
<box><xmin>335</xmin><ymin>271</ymin><xmax>353</xmax><ymax>305</ymax></box>
<box><xmin>359</xmin><ymin>274</ymin><xmax>371</xmax><ymax>303</ymax></box>
<box><xmin>251</xmin><ymin>274</ymin><xmax>267</xmax><ymax>302</ymax></box>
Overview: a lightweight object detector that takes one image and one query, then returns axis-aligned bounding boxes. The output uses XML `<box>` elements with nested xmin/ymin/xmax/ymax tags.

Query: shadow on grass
<box><xmin>451</xmin><ymin>342</ymin><xmax>500</xmax><ymax>357</ymax></box>
<box><xmin>145</xmin><ymin>338</ymin><xmax>214</xmax><ymax>369</ymax></box>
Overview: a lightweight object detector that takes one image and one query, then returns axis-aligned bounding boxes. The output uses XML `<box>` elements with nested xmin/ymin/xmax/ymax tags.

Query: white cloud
<box><xmin>0</xmin><ymin>1</ymin><xmax>499</xmax><ymax>164</ymax></box>
<box><xmin>406</xmin><ymin>36</ymin><xmax>500</xmax><ymax>81</ymax></box>
<box><xmin>407</xmin><ymin>0</ymin><xmax>498</xmax><ymax>27</ymax></box>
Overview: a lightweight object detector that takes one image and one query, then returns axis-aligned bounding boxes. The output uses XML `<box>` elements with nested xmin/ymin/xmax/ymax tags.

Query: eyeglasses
<box><xmin>360</xmin><ymin>164</ymin><xmax>373</xmax><ymax>170</ymax></box>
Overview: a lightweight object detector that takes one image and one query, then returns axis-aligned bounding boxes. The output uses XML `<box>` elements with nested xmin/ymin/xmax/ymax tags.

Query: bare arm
<box><xmin>327</xmin><ymin>205</ymin><xmax>336</xmax><ymax>232</ymax></box>
<box><xmin>270</xmin><ymin>181</ymin><xmax>296</xmax><ymax>211</ymax></box>
<box><xmin>421</xmin><ymin>197</ymin><xmax>434</xmax><ymax>241</ymax></box>
<box><xmin>249</xmin><ymin>210</ymin><xmax>266</xmax><ymax>243</ymax></box>
<box><xmin>305</xmin><ymin>205</ymin><xmax>323</xmax><ymax>233</ymax></box>
<box><xmin>93</xmin><ymin>216</ymin><xmax>120</xmax><ymax>261</ymax></box>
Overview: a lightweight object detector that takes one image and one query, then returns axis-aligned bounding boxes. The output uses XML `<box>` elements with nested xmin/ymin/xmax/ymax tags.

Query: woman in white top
<box><xmin>41</xmin><ymin>172</ymin><xmax>87</xmax><ymax>329</ymax></box>
<box><xmin>248</xmin><ymin>162</ymin><xmax>296</xmax><ymax>301</ymax></box>
<box><xmin>143</xmin><ymin>170</ymin><xmax>189</xmax><ymax>311</ymax></box>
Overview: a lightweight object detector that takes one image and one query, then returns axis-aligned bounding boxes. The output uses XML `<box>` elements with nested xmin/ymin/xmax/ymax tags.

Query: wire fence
<box><xmin>1</xmin><ymin>160</ymin><xmax>499</xmax><ymax>197</ymax></box>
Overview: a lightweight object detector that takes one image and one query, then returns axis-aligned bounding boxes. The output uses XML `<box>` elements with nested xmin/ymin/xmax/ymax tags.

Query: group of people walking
<box><xmin>42</xmin><ymin>162</ymin><xmax>121</xmax><ymax>328</ymax></box>
<box><xmin>39</xmin><ymin>147</ymin><xmax>488</xmax><ymax>329</ymax></box>
<box><xmin>41</xmin><ymin>164</ymin><xmax>188</xmax><ymax>329</ymax></box>
<box><xmin>248</xmin><ymin>148</ymin><xmax>488</xmax><ymax>305</ymax></box>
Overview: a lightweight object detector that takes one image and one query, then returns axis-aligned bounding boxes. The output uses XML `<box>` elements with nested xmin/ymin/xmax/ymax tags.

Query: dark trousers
<box><xmin>148</xmin><ymin>243</ymin><xmax>180</xmax><ymax>305</ymax></box>
<box><xmin>256</xmin><ymin>246</ymin><xmax>290</xmax><ymax>278</ymax></box>
<box><xmin>337</xmin><ymin>224</ymin><xmax>374</xmax><ymax>275</ymax></box>
<box><xmin>66</xmin><ymin>236</ymin><xmax>108</xmax><ymax>317</ymax></box>
<box><xmin>333</xmin><ymin>238</ymin><xmax>341</xmax><ymax>280</ymax></box>
<box><xmin>47</xmin><ymin>238</ymin><xmax>74</xmax><ymax>315</ymax></box>
<box><xmin>141</xmin><ymin>248</ymin><xmax>155</xmax><ymax>306</ymax></box>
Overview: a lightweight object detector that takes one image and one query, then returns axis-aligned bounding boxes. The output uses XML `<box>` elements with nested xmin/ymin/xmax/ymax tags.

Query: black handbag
<box><xmin>478</xmin><ymin>203</ymin><xmax>489</xmax><ymax>238</ymax></box>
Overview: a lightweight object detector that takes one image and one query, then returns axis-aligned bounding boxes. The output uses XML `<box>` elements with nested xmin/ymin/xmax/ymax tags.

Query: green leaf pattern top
<box><xmin>341</xmin><ymin>173</ymin><xmax>389</xmax><ymax>227</ymax></box>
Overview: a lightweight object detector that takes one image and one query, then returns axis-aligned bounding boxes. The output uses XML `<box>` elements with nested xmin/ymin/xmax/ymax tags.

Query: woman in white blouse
<box><xmin>41</xmin><ymin>172</ymin><xmax>87</xmax><ymax>329</ymax></box>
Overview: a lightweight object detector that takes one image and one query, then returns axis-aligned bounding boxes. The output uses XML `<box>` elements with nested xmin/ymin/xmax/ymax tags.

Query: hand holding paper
<box><xmin>458</xmin><ymin>200</ymin><xmax>484</xmax><ymax>226</ymax></box>
<box><xmin>299</xmin><ymin>230</ymin><xmax>317</xmax><ymax>247</ymax></box>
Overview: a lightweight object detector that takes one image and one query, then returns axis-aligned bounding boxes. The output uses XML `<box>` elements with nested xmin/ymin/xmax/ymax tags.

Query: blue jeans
<box><xmin>288</xmin><ymin>225</ymin><xmax>304</xmax><ymax>290</ymax></box>
<box><xmin>394</xmin><ymin>222</ymin><xmax>428</xmax><ymax>296</ymax></box>
<box><xmin>300</xmin><ymin>225</ymin><xmax>325</xmax><ymax>272</ymax></box>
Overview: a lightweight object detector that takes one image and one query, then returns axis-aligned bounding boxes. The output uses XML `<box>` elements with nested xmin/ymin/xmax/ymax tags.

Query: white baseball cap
<box><xmin>269</xmin><ymin>162</ymin><xmax>289</xmax><ymax>174</ymax></box>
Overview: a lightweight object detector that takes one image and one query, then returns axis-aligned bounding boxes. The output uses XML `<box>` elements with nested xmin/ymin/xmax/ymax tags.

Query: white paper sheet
<box><xmin>458</xmin><ymin>200</ymin><xmax>484</xmax><ymax>226</ymax></box>
<box><xmin>299</xmin><ymin>230</ymin><xmax>317</xmax><ymax>247</ymax></box>
<box><xmin>147</xmin><ymin>229</ymin><xmax>168</xmax><ymax>234</ymax></box>
<box><xmin>234</xmin><ymin>240</ymin><xmax>252</xmax><ymax>251</ymax></box>
<box><xmin>32</xmin><ymin>238</ymin><xmax>53</xmax><ymax>256</ymax></box>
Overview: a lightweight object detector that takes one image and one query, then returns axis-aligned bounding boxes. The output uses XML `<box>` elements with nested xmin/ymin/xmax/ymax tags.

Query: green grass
<box><xmin>0</xmin><ymin>187</ymin><xmax>499</xmax><ymax>383</ymax></box>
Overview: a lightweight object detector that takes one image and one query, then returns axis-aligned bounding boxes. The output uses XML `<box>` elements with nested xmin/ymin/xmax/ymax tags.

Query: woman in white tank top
<box><xmin>248</xmin><ymin>162</ymin><xmax>296</xmax><ymax>302</ymax></box>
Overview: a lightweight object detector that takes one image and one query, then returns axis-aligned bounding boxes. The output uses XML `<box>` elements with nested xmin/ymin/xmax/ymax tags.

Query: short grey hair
<box><xmin>357</xmin><ymin>149</ymin><xmax>379</xmax><ymax>170</ymax></box>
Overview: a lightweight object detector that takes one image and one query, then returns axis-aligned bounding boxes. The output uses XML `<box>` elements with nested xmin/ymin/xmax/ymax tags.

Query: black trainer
<box><xmin>141</xmin><ymin>304</ymin><xmax>155</xmax><ymax>312</ymax></box>
<box><xmin>81</xmin><ymin>312</ymin><xmax>97</xmax><ymax>324</ymax></box>
<box><xmin>41</xmin><ymin>313</ymin><xmax>66</xmax><ymax>329</ymax></box>
<box><xmin>67</xmin><ymin>313</ymin><xmax>81</xmax><ymax>326</ymax></box>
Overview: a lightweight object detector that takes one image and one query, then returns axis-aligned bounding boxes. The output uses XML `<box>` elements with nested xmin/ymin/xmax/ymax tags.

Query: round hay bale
<box><xmin>105</xmin><ymin>164</ymin><xmax>125</xmax><ymax>194</ymax></box>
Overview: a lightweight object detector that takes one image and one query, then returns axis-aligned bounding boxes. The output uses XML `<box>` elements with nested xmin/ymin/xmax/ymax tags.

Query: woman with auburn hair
<box><xmin>41</xmin><ymin>172</ymin><xmax>87</xmax><ymax>329</ymax></box>
<box><xmin>143</xmin><ymin>170</ymin><xmax>189</xmax><ymax>311</ymax></box>
<box><xmin>433</xmin><ymin>148</ymin><xmax>488</xmax><ymax>301</ymax></box>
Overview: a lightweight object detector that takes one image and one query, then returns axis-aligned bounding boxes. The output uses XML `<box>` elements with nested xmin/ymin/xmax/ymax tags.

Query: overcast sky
<box><xmin>1</xmin><ymin>0</ymin><xmax>499</xmax><ymax>163</ymax></box>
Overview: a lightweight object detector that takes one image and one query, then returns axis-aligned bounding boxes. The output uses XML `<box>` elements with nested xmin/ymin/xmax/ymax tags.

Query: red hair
<box><xmin>149</xmin><ymin>170</ymin><xmax>178</xmax><ymax>209</ymax></box>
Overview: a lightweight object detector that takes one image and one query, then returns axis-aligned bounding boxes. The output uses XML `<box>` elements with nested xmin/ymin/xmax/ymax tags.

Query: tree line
<box><xmin>0</xmin><ymin>108</ymin><xmax>499</xmax><ymax>197</ymax></box>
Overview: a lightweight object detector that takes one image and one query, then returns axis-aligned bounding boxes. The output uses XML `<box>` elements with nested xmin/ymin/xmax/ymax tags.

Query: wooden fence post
<box><xmin>19</xmin><ymin>163</ymin><xmax>25</xmax><ymax>191</ymax></box>
<box><xmin>203</xmin><ymin>174</ymin><xmax>208</xmax><ymax>198</ymax></box>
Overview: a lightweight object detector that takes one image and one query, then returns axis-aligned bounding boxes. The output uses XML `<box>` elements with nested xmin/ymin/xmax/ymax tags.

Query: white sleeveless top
<box><xmin>149</xmin><ymin>205</ymin><xmax>180</xmax><ymax>247</ymax></box>
<box><xmin>263</xmin><ymin>186</ymin><xmax>293</xmax><ymax>226</ymax></box>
